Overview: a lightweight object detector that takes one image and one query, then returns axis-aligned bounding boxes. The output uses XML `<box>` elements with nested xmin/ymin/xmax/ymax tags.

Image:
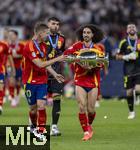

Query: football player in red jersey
<box><xmin>22</xmin><ymin>22</ymin><xmax>65</xmax><ymax>140</ymax></box>
<box><xmin>64</xmin><ymin>24</ymin><xmax>104</xmax><ymax>141</ymax></box>
<box><xmin>0</xmin><ymin>40</ymin><xmax>15</xmax><ymax>114</ymax></box>
<box><xmin>8</xmin><ymin>30</ymin><xmax>24</xmax><ymax>107</ymax></box>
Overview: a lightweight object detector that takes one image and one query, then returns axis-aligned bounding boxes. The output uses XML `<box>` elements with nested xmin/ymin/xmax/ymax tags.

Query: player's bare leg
<box><xmin>95</xmin><ymin>88</ymin><xmax>101</xmax><ymax>108</ymax></box>
<box><xmin>75</xmin><ymin>85</ymin><xmax>90</xmax><ymax>141</ymax></box>
<box><xmin>87</xmin><ymin>87</ymin><xmax>98</xmax><ymax>139</ymax></box>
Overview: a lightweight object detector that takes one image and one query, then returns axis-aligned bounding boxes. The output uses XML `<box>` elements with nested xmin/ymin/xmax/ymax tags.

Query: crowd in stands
<box><xmin>0</xmin><ymin>0</ymin><xmax>140</xmax><ymax>57</ymax></box>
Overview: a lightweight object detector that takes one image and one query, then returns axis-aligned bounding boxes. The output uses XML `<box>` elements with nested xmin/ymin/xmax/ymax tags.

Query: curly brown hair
<box><xmin>76</xmin><ymin>24</ymin><xmax>104</xmax><ymax>43</ymax></box>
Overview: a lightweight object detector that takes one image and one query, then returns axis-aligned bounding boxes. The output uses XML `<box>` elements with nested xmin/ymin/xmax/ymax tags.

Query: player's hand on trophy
<box><xmin>57</xmin><ymin>55</ymin><xmax>67</xmax><ymax>62</ymax></box>
<box><xmin>54</xmin><ymin>74</ymin><xmax>65</xmax><ymax>83</ymax></box>
<box><xmin>80</xmin><ymin>61</ymin><xmax>93</xmax><ymax>69</ymax></box>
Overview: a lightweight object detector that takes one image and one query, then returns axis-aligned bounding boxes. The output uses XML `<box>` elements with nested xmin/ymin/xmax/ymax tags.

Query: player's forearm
<box><xmin>44</xmin><ymin>55</ymin><xmax>64</xmax><ymax>67</ymax></box>
<box><xmin>46</xmin><ymin>66</ymin><xmax>57</xmax><ymax>77</ymax></box>
<box><xmin>33</xmin><ymin>55</ymin><xmax>64</xmax><ymax>68</ymax></box>
<box><xmin>116</xmin><ymin>54</ymin><xmax>124</xmax><ymax>60</ymax></box>
<box><xmin>64</xmin><ymin>48</ymin><xmax>76</xmax><ymax>55</ymax></box>
<box><xmin>47</xmin><ymin>66</ymin><xmax>65</xmax><ymax>83</ymax></box>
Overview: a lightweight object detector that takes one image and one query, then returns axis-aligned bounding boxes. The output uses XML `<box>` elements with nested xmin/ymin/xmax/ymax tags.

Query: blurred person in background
<box><xmin>46</xmin><ymin>17</ymin><xmax>66</xmax><ymax>136</ymax></box>
<box><xmin>116</xmin><ymin>23</ymin><xmax>140</xmax><ymax>119</ymax></box>
<box><xmin>3</xmin><ymin>27</ymin><xmax>10</xmax><ymax>42</ymax></box>
<box><xmin>8</xmin><ymin>29</ymin><xmax>24</xmax><ymax>107</ymax></box>
<box><xmin>2</xmin><ymin>27</ymin><xmax>10</xmax><ymax>103</ymax></box>
<box><xmin>0</xmin><ymin>39</ymin><xmax>15</xmax><ymax>114</ymax></box>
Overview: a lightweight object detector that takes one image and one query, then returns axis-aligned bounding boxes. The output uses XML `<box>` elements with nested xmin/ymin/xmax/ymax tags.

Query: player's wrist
<box><xmin>52</xmin><ymin>72</ymin><xmax>58</xmax><ymax>78</ymax></box>
<box><xmin>56</xmin><ymin>55</ymin><xmax>64</xmax><ymax>62</ymax></box>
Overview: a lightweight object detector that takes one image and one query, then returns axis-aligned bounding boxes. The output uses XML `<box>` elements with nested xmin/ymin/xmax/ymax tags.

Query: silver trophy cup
<box><xmin>65</xmin><ymin>48</ymin><xmax>109</xmax><ymax>69</ymax></box>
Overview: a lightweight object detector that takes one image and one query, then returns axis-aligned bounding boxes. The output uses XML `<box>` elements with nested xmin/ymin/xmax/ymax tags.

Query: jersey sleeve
<box><xmin>17</xmin><ymin>43</ymin><xmax>24</xmax><ymax>55</ymax></box>
<box><xmin>61</xmin><ymin>37</ymin><xmax>66</xmax><ymax>52</ymax></box>
<box><xmin>64</xmin><ymin>43</ymin><xmax>78</xmax><ymax>55</ymax></box>
<box><xmin>4</xmin><ymin>43</ymin><xmax>11</xmax><ymax>55</ymax></box>
<box><xmin>118</xmin><ymin>39</ymin><xmax>126</xmax><ymax>54</ymax></box>
<box><xmin>24</xmin><ymin>41</ymin><xmax>38</xmax><ymax>61</ymax></box>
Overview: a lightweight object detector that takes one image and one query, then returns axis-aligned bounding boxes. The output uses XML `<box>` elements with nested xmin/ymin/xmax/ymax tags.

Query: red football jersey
<box><xmin>64</xmin><ymin>41</ymin><xmax>104</xmax><ymax>88</ymax></box>
<box><xmin>22</xmin><ymin>40</ymin><xmax>48</xmax><ymax>84</ymax></box>
<box><xmin>9</xmin><ymin>42</ymin><xmax>24</xmax><ymax>69</ymax></box>
<box><xmin>0</xmin><ymin>41</ymin><xmax>10</xmax><ymax>74</ymax></box>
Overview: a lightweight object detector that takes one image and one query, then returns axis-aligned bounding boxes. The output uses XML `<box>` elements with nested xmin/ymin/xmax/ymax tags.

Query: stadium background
<box><xmin>0</xmin><ymin>1</ymin><xmax>140</xmax><ymax>150</ymax></box>
<box><xmin>1</xmin><ymin>0</ymin><xmax>140</xmax><ymax>98</ymax></box>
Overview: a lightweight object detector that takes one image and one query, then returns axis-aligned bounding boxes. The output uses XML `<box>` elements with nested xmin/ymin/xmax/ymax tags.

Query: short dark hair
<box><xmin>76</xmin><ymin>24</ymin><xmax>104</xmax><ymax>43</ymax></box>
<box><xmin>34</xmin><ymin>22</ymin><xmax>48</xmax><ymax>34</ymax></box>
<box><xmin>48</xmin><ymin>17</ymin><xmax>61</xmax><ymax>23</ymax></box>
<box><xmin>9</xmin><ymin>29</ymin><xmax>18</xmax><ymax>36</ymax></box>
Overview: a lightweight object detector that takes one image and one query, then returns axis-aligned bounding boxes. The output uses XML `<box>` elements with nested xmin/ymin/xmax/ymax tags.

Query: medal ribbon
<box><xmin>48</xmin><ymin>34</ymin><xmax>59</xmax><ymax>49</ymax></box>
<box><xmin>33</xmin><ymin>40</ymin><xmax>44</xmax><ymax>58</ymax></box>
<box><xmin>83</xmin><ymin>42</ymin><xmax>94</xmax><ymax>49</ymax></box>
<box><xmin>127</xmin><ymin>37</ymin><xmax>137</xmax><ymax>52</ymax></box>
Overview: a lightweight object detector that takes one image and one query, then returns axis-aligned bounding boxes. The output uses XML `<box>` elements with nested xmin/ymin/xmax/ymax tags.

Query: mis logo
<box><xmin>0</xmin><ymin>125</ymin><xmax>50</xmax><ymax>150</ymax></box>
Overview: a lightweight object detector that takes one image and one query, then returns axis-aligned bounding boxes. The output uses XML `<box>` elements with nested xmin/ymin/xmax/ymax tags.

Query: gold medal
<box><xmin>48</xmin><ymin>53</ymin><xmax>53</xmax><ymax>58</ymax></box>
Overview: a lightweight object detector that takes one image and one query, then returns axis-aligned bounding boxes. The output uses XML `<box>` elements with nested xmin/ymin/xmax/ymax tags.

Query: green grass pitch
<box><xmin>0</xmin><ymin>97</ymin><xmax>140</xmax><ymax>150</ymax></box>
